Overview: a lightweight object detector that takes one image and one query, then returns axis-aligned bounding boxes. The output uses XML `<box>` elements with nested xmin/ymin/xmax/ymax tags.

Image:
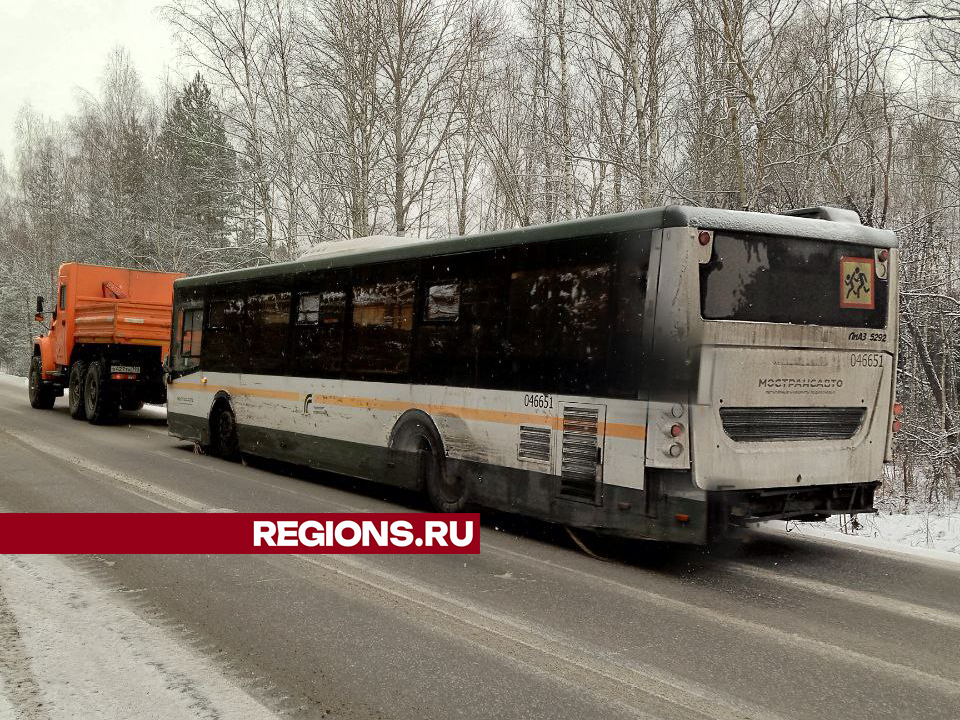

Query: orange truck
<box><xmin>29</xmin><ymin>263</ymin><xmax>184</xmax><ymax>423</ymax></box>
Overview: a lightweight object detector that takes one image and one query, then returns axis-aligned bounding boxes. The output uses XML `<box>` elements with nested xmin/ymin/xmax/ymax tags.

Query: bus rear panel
<box><xmin>691</xmin><ymin>229</ymin><xmax>896</xmax><ymax>529</ymax></box>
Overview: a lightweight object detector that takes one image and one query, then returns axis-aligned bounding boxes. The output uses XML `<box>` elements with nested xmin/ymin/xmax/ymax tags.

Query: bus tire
<box><xmin>423</xmin><ymin>436</ymin><xmax>467</xmax><ymax>513</ymax></box>
<box><xmin>28</xmin><ymin>357</ymin><xmax>56</xmax><ymax>409</ymax></box>
<box><xmin>68</xmin><ymin>360</ymin><xmax>88</xmax><ymax>419</ymax></box>
<box><xmin>392</xmin><ymin>414</ymin><xmax>466</xmax><ymax>513</ymax></box>
<box><xmin>84</xmin><ymin>360</ymin><xmax>119</xmax><ymax>424</ymax></box>
<box><xmin>211</xmin><ymin>404</ymin><xmax>240</xmax><ymax>460</ymax></box>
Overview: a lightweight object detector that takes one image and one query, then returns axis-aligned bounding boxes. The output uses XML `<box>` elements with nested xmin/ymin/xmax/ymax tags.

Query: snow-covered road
<box><xmin>0</xmin><ymin>553</ymin><xmax>274</xmax><ymax>719</ymax></box>
<box><xmin>2</xmin><ymin>372</ymin><xmax>960</xmax><ymax>720</ymax></box>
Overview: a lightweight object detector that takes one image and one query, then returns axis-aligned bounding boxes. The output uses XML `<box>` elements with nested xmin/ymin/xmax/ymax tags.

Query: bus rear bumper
<box><xmin>600</xmin><ymin>474</ymin><xmax>880</xmax><ymax>543</ymax></box>
<box><xmin>716</xmin><ymin>480</ymin><xmax>879</xmax><ymax>525</ymax></box>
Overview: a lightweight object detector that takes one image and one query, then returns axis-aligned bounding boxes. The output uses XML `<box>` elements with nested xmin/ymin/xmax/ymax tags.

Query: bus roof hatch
<box><xmin>781</xmin><ymin>206</ymin><xmax>862</xmax><ymax>225</ymax></box>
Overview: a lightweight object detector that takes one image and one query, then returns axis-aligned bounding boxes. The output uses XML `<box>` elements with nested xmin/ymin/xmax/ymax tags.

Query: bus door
<box><xmin>554</xmin><ymin>401</ymin><xmax>607</xmax><ymax>503</ymax></box>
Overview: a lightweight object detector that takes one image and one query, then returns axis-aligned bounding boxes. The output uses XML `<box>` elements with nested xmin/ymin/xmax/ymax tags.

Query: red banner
<box><xmin>0</xmin><ymin>513</ymin><xmax>481</xmax><ymax>554</ymax></box>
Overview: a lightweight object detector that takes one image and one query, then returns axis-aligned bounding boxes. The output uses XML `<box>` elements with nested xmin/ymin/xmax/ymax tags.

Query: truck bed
<box><xmin>72</xmin><ymin>297</ymin><xmax>173</xmax><ymax>347</ymax></box>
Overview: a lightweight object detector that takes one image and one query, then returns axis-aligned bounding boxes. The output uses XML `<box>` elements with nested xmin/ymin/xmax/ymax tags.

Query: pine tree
<box><xmin>157</xmin><ymin>73</ymin><xmax>238</xmax><ymax>269</ymax></box>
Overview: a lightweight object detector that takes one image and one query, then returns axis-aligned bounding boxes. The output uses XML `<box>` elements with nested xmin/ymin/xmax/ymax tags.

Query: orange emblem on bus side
<box><xmin>839</xmin><ymin>257</ymin><xmax>875</xmax><ymax>309</ymax></box>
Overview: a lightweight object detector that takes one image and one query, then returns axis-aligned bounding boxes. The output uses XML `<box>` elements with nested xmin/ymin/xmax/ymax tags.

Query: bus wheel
<box><xmin>84</xmin><ymin>361</ymin><xmax>119</xmax><ymax>424</ymax></box>
<box><xmin>68</xmin><ymin>360</ymin><xmax>87</xmax><ymax>419</ymax></box>
<box><xmin>28</xmin><ymin>357</ymin><xmax>56</xmax><ymax>409</ymax></box>
<box><xmin>212</xmin><ymin>405</ymin><xmax>240</xmax><ymax>460</ymax></box>
<box><xmin>421</xmin><ymin>435</ymin><xmax>467</xmax><ymax>513</ymax></box>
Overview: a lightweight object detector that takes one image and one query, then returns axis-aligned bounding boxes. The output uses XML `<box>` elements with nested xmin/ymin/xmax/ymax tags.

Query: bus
<box><xmin>165</xmin><ymin>205</ymin><xmax>899</xmax><ymax>544</ymax></box>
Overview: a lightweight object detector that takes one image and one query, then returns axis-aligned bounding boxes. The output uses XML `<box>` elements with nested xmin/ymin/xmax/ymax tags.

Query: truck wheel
<box><xmin>84</xmin><ymin>361</ymin><xmax>119</xmax><ymax>424</ymax></box>
<box><xmin>120</xmin><ymin>397</ymin><xmax>144</xmax><ymax>412</ymax></box>
<box><xmin>68</xmin><ymin>360</ymin><xmax>88</xmax><ymax>419</ymax></box>
<box><xmin>211</xmin><ymin>405</ymin><xmax>240</xmax><ymax>460</ymax></box>
<box><xmin>28</xmin><ymin>357</ymin><xmax>56</xmax><ymax>409</ymax></box>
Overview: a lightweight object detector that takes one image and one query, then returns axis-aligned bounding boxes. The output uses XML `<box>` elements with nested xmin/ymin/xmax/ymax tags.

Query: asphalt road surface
<box><xmin>1</xmin><ymin>374</ymin><xmax>958</xmax><ymax>720</ymax></box>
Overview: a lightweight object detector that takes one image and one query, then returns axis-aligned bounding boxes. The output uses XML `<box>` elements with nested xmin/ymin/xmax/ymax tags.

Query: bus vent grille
<box><xmin>560</xmin><ymin>406</ymin><xmax>600</xmax><ymax>500</ymax></box>
<box><xmin>719</xmin><ymin>407</ymin><xmax>867</xmax><ymax>442</ymax></box>
<box><xmin>518</xmin><ymin>425</ymin><xmax>551</xmax><ymax>463</ymax></box>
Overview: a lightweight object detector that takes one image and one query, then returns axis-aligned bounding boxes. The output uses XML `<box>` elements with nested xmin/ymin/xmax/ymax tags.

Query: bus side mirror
<box><xmin>36</xmin><ymin>296</ymin><xmax>44</xmax><ymax>314</ymax></box>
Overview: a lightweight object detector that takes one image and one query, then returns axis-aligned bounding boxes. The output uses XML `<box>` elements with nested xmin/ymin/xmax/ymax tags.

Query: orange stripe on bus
<box><xmin>175</xmin><ymin>382</ymin><xmax>301</xmax><ymax>401</ymax></box>
<box><xmin>603</xmin><ymin>422</ymin><xmax>647</xmax><ymax>440</ymax></box>
<box><xmin>174</xmin><ymin>383</ymin><xmax>646</xmax><ymax>440</ymax></box>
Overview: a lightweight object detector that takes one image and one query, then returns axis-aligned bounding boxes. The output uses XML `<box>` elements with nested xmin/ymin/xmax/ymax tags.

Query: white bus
<box><xmin>166</xmin><ymin>206</ymin><xmax>899</xmax><ymax>543</ymax></box>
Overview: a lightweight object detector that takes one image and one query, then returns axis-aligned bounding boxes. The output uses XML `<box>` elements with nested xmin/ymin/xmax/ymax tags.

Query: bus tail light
<box><xmin>675</xmin><ymin>514</ymin><xmax>690</xmax><ymax>523</ymax></box>
<box><xmin>892</xmin><ymin>419</ymin><xmax>902</xmax><ymax>434</ymax></box>
<box><xmin>670</xmin><ymin>423</ymin><xmax>683</xmax><ymax>437</ymax></box>
<box><xmin>893</xmin><ymin>402</ymin><xmax>903</xmax><ymax>416</ymax></box>
<box><xmin>875</xmin><ymin>247</ymin><xmax>890</xmax><ymax>279</ymax></box>
<box><xmin>698</xmin><ymin>231</ymin><xmax>712</xmax><ymax>246</ymax></box>
<box><xmin>111</xmin><ymin>372</ymin><xmax>138</xmax><ymax>381</ymax></box>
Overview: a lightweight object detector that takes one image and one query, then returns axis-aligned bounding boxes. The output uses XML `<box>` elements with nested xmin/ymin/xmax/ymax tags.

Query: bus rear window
<box><xmin>700</xmin><ymin>232</ymin><xmax>888</xmax><ymax>329</ymax></box>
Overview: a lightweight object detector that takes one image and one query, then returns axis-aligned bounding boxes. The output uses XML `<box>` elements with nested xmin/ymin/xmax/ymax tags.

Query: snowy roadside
<box><xmin>760</xmin><ymin>508</ymin><xmax>960</xmax><ymax>566</ymax></box>
<box><xmin>0</xmin><ymin>553</ymin><xmax>275</xmax><ymax>720</ymax></box>
<box><xmin>815</xmin><ymin>508</ymin><xmax>960</xmax><ymax>553</ymax></box>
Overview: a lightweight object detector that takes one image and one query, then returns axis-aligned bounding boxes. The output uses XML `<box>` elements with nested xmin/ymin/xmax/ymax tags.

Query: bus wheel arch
<box><xmin>389</xmin><ymin>410</ymin><xmax>467</xmax><ymax>512</ymax></box>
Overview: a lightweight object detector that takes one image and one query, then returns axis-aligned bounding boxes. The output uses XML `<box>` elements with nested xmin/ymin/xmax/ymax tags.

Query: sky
<box><xmin>0</xmin><ymin>0</ymin><xmax>177</xmax><ymax>167</ymax></box>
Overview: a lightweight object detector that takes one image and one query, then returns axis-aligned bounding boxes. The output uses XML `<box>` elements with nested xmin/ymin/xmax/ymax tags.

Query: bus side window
<box><xmin>204</xmin><ymin>295</ymin><xmax>244</xmax><ymax>372</ymax></box>
<box><xmin>294</xmin><ymin>283</ymin><xmax>346</xmax><ymax>377</ymax></box>
<box><xmin>177</xmin><ymin>307</ymin><xmax>203</xmax><ymax>371</ymax></box>
<box><xmin>505</xmin><ymin>238</ymin><xmax>614</xmax><ymax>396</ymax></box>
<box><xmin>173</xmin><ymin>307</ymin><xmax>183</xmax><ymax>362</ymax></box>
<box><xmin>413</xmin><ymin>250</ymin><xmax>506</xmax><ymax>387</ymax></box>
<box><xmin>424</xmin><ymin>282</ymin><xmax>460</xmax><ymax>322</ymax></box>
<box><xmin>607</xmin><ymin>232</ymin><xmax>651</xmax><ymax>398</ymax></box>
<box><xmin>246</xmin><ymin>291</ymin><xmax>291</xmax><ymax>374</ymax></box>
<box><xmin>347</xmin><ymin>266</ymin><xmax>415</xmax><ymax>378</ymax></box>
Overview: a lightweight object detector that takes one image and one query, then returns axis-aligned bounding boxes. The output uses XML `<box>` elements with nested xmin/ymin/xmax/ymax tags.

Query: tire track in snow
<box><xmin>0</xmin><ymin>553</ymin><xmax>277</xmax><ymax>720</ymax></box>
<box><xmin>0</xmin><ymin>427</ymin><xmax>209</xmax><ymax>512</ymax></box>
<box><xmin>0</xmin><ymin>576</ymin><xmax>49</xmax><ymax>720</ymax></box>
<box><xmin>723</xmin><ymin>560</ymin><xmax>960</xmax><ymax>631</ymax></box>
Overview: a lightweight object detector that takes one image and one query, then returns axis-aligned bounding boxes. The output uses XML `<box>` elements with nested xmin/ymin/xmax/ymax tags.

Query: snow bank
<box><xmin>817</xmin><ymin>508</ymin><xmax>960</xmax><ymax>553</ymax></box>
<box><xmin>0</xmin><ymin>554</ymin><xmax>276</xmax><ymax>719</ymax></box>
<box><xmin>762</xmin><ymin>507</ymin><xmax>960</xmax><ymax>566</ymax></box>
